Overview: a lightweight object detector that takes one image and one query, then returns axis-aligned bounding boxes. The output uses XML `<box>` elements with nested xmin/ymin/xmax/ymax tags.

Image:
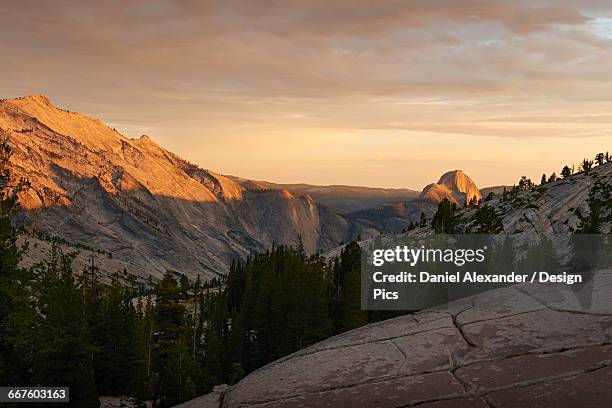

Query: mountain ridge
<box><xmin>229</xmin><ymin>176</ymin><xmax>420</xmax><ymax>213</ymax></box>
<box><xmin>1</xmin><ymin>95</ymin><xmax>378</xmax><ymax>280</ymax></box>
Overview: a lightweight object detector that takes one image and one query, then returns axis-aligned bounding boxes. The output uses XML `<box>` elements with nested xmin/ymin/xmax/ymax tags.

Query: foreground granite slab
<box><xmin>176</xmin><ymin>268</ymin><xmax>612</xmax><ymax>408</ymax></box>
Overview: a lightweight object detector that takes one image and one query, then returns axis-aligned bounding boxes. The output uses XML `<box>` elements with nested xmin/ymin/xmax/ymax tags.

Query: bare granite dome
<box><xmin>177</xmin><ymin>267</ymin><xmax>612</xmax><ymax>408</ymax></box>
<box><xmin>420</xmin><ymin>170</ymin><xmax>482</xmax><ymax>206</ymax></box>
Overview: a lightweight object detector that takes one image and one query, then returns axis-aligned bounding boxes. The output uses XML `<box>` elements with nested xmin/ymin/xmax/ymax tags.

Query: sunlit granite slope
<box><xmin>1</xmin><ymin>95</ymin><xmax>374</xmax><ymax>279</ymax></box>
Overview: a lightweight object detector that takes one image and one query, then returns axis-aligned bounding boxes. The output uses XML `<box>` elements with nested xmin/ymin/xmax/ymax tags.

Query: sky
<box><xmin>1</xmin><ymin>0</ymin><xmax>611</xmax><ymax>189</ymax></box>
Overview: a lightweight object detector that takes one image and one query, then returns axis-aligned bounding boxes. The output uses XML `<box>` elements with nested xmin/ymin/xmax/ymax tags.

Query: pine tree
<box><xmin>0</xmin><ymin>139</ymin><xmax>36</xmax><ymax>386</ymax></box>
<box><xmin>289</xmin><ymin>255</ymin><xmax>331</xmax><ymax>348</ymax></box>
<box><xmin>431</xmin><ymin>199</ymin><xmax>459</xmax><ymax>233</ymax></box>
<box><xmin>202</xmin><ymin>324</ymin><xmax>223</xmax><ymax>391</ymax></box>
<box><xmin>330</xmin><ymin>242</ymin><xmax>367</xmax><ymax>332</ymax></box>
<box><xmin>574</xmin><ymin>179</ymin><xmax>611</xmax><ymax>234</ymax></box>
<box><xmin>32</xmin><ymin>247</ymin><xmax>99</xmax><ymax>407</ymax></box>
<box><xmin>179</xmin><ymin>274</ymin><xmax>191</xmax><ymax>300</ymax></box>
<box><xmin>518</xmin><ymin>237</ymin><xmax>560</xmax><ymax>275</ymax></box>
<box><xmin>202</xmin><ymin>289</ymin><xmax>229</xmax><ymax>391</ymax></box>
<box><xmin>518</xmin><ymin>176</ymin><xmax>533</xmax><ymax>191</ymax></box>
<box><xmin>151</xmin><ymin>271</ymin><xmax>197</xmax><ymax>407</ymax></box>
<box><xmin>252</xmin><ymin>253</ymin><xmax>285</xmax><ymax>364</ymax></box>
<box><xmin>580</xmin><ymin>158</ymin><xmax>593</xmax><ymax>173</ymax></box>
<box><xmin>561</xmin><ymin>165</ymin><xmax>572</xmax><ymax>178</ymax></box>
<box><xmin>468</xmin><ymin>204</ymin><xmax>503</xmax><ymax>233</ymax></box>
<box><xmin>92</xmin><ymin>274</ymin><xmax>139</xmax><ymax>396</ymax></box>
<box><xmin>419</xmin><ymin>211</ymin><xmax>427</xmax><ymax>228</ymax></box>
<box><xmin>133</xmin><ymin>296</ymin><xmax>153</xmax><ymax>406</ymax></box>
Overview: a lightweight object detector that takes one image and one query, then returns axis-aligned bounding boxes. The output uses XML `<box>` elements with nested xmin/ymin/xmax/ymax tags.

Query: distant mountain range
<box><xmin>227</xmin><ymin>177</ymin><xmax>420</xmax><ymax>214</ymax></box>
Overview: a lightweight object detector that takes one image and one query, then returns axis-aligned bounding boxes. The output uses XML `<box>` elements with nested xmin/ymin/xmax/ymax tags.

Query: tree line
<box><xmin>1</xmin><ymin>224</ymin><xmax>388</xmax><ymax>407</ymax></box>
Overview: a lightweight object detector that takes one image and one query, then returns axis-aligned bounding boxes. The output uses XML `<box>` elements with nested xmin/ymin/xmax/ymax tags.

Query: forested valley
<box><xmin>2</xmin><ymin>140</ymin><xmax>403</xmax><ymax>407</ymax></box>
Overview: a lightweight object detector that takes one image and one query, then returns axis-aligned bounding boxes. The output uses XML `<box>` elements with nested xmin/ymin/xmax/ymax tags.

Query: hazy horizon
<box><xmin>2</xmin><ymin>1</ymin><xmax>611</xmax><ymax>189</ymax></box>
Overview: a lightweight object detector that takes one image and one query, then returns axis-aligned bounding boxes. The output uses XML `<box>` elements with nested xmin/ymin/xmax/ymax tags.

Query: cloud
<box><xmin>0</xmin><ymin>0</ymin><xmax>611</xmax><ymax>187</ymax></box>
<box><xmin>0</xmin><ymin>1</ymin><xmax>605</xmax><ymax>99</ymax></box>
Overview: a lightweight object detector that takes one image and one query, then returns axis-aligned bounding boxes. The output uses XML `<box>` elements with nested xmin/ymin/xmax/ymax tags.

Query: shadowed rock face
<box><xmin>229</xmin><ymin>177</ymin><xmax>420</xmax><ymax>214</ymax></box>
<box><xmin>178</xmin><ymin>268</ymin><xmax>612</xmax><ymax>408</ymax></box>
<box><xmin>0</xmin><ymin>95</ymin><xmax>378</xmax><ymax>280</ymax></box>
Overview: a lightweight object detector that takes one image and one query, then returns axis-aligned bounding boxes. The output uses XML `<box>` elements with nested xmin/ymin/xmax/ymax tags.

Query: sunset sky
<box><xmin>1</xmin><ymin>0</ymin><xmax>612</xmax><ymax>189</ymax></box>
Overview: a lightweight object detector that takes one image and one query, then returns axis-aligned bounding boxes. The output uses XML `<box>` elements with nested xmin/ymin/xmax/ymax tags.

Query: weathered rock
<box><xmin>180</xmin><ymin>269</ymin><xmax>612</xmax><ymax>407</ymax></box>
<box><xmin>469</xmin><ymin>162</ymin><xmax>612</xmax><ymax>236</ymax></box>
<box><xmin>0</xmin><ymin>95</ymin><xmax>377</xmax><ymax>280</ymax></box>
<box><xmin>99</xmin><ymin>396</ymin><xmax>150</xmax><ymax>408</ymax></box>
<box><xmin>420</xmin><ymin>170</ymin><xmax>482</xmax><ymax>206</ymax></box>
<box><xmin>174</xmin><ymin>385</ymin><xmax>227</xmax><ymax>408</ymax></box>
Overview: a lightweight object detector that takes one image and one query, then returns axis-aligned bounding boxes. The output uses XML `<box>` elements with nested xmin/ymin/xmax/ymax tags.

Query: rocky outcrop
<box><xmin>1</xmin><ymin>95</ymin><xmax>375</xmax><ymax>280</ymax></box>
<box><xmin>465</xmin><ymin>162</ymin><xmax>612</xmax><ymax>236</ymax></box>
<box><xmin>342</xmin><ymin>170</ymin><xmax>483</xmax><ymax>233</ymax></box>
<box><xmin>346</xmin><ymin>200</ymin><xmax>437</xmax><ymax>233</ymax></box>
<box><xmin>420</xmin><ymin>170</ymin><xmax>482</xmax><ymax>206</ymax></box>
<box><xmin>174</xmin><ymin>386</ymin><xmax>227</xmax><ymax>408</ymax></box>
<box><xmin>182</xmin><ymin>268</ymin><xmax>612</xmax><ymax>407</ymax></box>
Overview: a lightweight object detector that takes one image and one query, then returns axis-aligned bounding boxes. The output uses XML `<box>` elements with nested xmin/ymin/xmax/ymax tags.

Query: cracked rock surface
<box><xmin>176</xmin><ymin>268</ymin><xmax>612</xmax><ymax>408</ymax></box>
